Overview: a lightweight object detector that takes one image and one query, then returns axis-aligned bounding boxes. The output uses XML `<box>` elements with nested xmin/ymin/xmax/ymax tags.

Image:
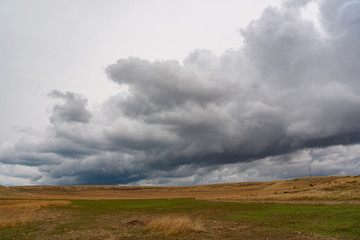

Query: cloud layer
<box><xmin>1</xmin><ymin>0</ymin><xmax>360</xmax><ymax>185</ymax></box>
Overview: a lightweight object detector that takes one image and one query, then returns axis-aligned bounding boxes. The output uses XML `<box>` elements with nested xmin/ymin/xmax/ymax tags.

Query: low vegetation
<box><xmin>146</xmin><ymin>214</ymin><xmax>205</xmax><ymax>236</ymax></box>
<box><xmin>2</xmin><ymin>175</ymin><xmax>360</xmax><ymax>202</ymax></box>
<box><xmin>0</xmin><ymin>198</ymin><xmax>359</xmax><ymax>239</ymax></box>
<box><xmin>0</xmin><ymin>200</ymin><xmax>71</xmax><ymax>228</ymax></box>
<box><xmin>0</xmin><ymin>176</ymin><xmax>359</xmax><ymax>239</ymax></box>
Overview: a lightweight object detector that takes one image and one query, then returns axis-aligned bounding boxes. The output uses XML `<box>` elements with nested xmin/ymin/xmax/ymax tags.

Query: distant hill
<box><xmin>2</xmin><ymin>175</ymin><xmax>359</xmax><ymax>203</ymax></box>
<box><xmin>0</xmin><ymin>185</ymin><xmax>13</xmax><ymax>196</ymax></box>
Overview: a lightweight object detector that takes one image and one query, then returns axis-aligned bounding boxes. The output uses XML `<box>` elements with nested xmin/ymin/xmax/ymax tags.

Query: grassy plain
<box><xmin>2</xmin><ymin>175</ymin><xmax>360</xmax><ymax>202</ymax></box>
<box><xmin>0</xmin><ymin>200</ymin><xmax>71</xmax><ymax>228</ymax></box>
<box><xmin>0</xmin><ymin>175</ymin><xmax>359</xmax><ymax>239</ymax></box>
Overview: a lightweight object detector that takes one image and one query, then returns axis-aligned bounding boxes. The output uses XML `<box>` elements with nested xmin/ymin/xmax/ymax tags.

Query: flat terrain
<box><xmin>0</xmin><ymin>175</ymin><xmax>359</xmax><ymax>239</ymax></box>
<box><xmin>1</xmin><ymin>175</ymin><xmax>360</xmax><ymax>202</ymax></box>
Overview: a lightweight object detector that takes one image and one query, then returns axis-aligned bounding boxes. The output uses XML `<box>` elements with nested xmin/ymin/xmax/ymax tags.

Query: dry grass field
<box><xmin>0</xmin><ymin>175</ymin><xmax>359</xmax><ymax>240</ymax></box>
<box><xmin>145</xmin><ymin>214</ymin><xmax>205</xmax><ymax>236</ymax></box>
<box><xmin>2</xmin><ymin>175</ymin><xmax>359</xmax><ymax>202</ymax></box>
<box><xmin>0</xmin><ymin>200</ymin><xmax>71</xmax><ymax>227</ymax></box>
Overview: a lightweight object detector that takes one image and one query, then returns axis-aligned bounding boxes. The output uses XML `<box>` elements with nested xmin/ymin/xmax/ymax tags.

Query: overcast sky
<box><xmin>1</xmin><ymin>0</ymin><xmax>360</xmax><ymax>186</ymax></box>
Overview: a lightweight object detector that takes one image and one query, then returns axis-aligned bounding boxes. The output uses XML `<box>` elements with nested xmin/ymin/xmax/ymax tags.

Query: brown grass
<box><xmin>0</xmin><ymin>200</ymin><xmax>71</xmax><ymax>227</ymax></box>
<box><xmin>146</xmin><ymin>215</ymin><xmax>205</xmax><ymax>236</ymax></box>
<box><xmin>1</xmin><ymin>175</ymin><xmax>359</xmax><ymax>203</ymax></box>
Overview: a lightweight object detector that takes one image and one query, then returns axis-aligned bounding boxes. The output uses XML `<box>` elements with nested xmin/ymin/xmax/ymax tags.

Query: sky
<box><xmin>0</xmin><ymin>0</ymin><xmax>360</xmax><ymax>186</ymax></box>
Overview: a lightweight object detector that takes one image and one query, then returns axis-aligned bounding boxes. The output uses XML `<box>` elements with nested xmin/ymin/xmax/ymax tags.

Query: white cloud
<box><xmin>1</xmin><ymin>0</ymin><xmax>360</xmax><ymax>186</ymax></box>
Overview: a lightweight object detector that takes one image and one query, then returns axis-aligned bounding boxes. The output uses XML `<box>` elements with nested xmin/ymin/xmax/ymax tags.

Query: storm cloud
<box><xmin>1</xmin><ymin>0</ymin><xmax>360</xmax><ymax>185</ymax></box>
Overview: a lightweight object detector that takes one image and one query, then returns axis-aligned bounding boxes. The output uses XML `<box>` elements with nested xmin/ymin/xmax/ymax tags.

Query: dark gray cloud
<box><xmin>1</xmin><ymin>0</ymin><xmax>360</xmax><ymax>185</ymax></box>
<box><xmin>49</xmin><ymin>90</ymin><xmax>92</xmax><ymax>123</ymax></box>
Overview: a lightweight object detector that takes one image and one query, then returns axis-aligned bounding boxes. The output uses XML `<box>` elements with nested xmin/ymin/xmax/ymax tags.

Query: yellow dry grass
<box><xmin>1</xmin><ymin>175</ymin><xmax>359</xmax><ymax>203</ymax></box>
<box><xmin>146</xmin><ymin>215</ymin><xmax>205</xmax><ymax>236</ymax></box>
<box><xmin>0</xmin><ymin>200</ymin><xmax>71</xmax><ymax>227</ymax></box>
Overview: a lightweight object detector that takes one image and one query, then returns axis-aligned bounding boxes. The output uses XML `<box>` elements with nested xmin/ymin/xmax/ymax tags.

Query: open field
<box><xmin>0</xmin><ymin>200</ymin><xmax>71</xmax><ymax>228</ymax></box>
<box><xmin>0</xmin><ymin>198</ymin><xmax>359</xmax><ymax>239</ymax></box>
<box><xmin>0</xmin><ymin>175</ymin><xmax>359</xmax><ymax>239</ymax></box>
<box><xmin>1</xmin><ymin>175</ymin><xmax>360</xmax><ymax>202</ymax></box>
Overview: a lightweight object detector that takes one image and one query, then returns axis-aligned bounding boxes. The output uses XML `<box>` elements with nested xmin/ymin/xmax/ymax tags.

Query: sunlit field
<box><xmin>1</xmin><ymin>176</ymin><xmax>359</xmax><ymax>239</ymax></box>
<box><xmin>0</xmin><ymin>198</ymin><xmax>359</xmax><ymax>239</ymax></box>
<box><xmin>0</xmin><ymin>200</ymin><xmax>71</xmax><ymax>228</ymax></box>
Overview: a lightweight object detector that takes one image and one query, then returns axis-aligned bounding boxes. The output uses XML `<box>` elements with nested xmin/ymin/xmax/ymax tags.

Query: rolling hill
<box><xmin>1</xmin><ymin>175</ymin><xmax>359</xmax><ymax>203</ymax></box>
